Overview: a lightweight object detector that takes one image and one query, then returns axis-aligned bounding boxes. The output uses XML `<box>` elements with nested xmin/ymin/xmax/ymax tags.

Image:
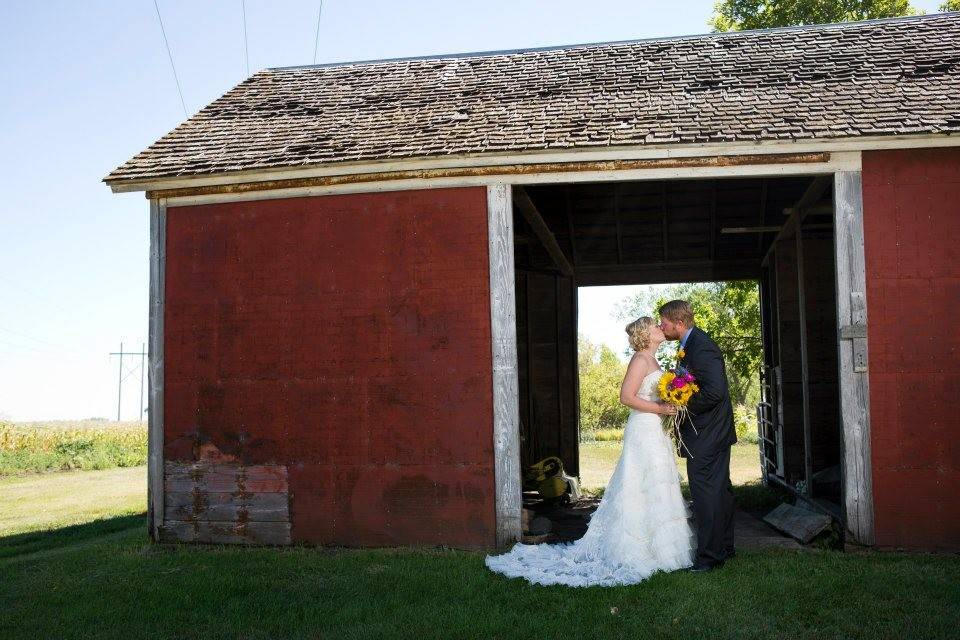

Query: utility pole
<box><xmin>110</xmin><ymin>343</ymin><xmax>149</xmax><ymax>422</ymax></box>
<box><xmin>116</xmin><ymin>342</ymin><xmax>123</xmax><ymax>421</ymax></box>
<box><xmin>140</xmin><ymin>342</ymin><xmax>146</xmax><ymax>420</ymax></box>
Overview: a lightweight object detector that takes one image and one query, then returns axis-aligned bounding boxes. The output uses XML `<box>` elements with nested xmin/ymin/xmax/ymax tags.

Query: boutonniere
<box><xmin>677</xmin><ymin>348</ymin><xmax>686</xmax><ymax>360</ymax></box>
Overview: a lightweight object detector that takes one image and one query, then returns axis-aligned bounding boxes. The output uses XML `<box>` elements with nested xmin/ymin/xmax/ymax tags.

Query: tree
<box><xmin>577</xmin><ymin>334</ymin><xmax>630</xmax><ymax>433</ymax></box>
<box><xmin>709</xmin><ymin>0</ymin><xmax>920</xmax><ymax>32</ymax></box>
<box><xmin>941</xmin><ymin>0</ymin><xmax>960</xmax><ymax>11</ymax></box>
<box><xmin>616</xmin><ymin>281</ymin><xmax>762</xmax><ymax>406</ymax></box>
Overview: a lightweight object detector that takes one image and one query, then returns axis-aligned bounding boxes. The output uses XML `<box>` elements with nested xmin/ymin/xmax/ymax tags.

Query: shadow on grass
<box><xmin>0</xmin><ymin>512</ymin><xmax>147</xmax><ymax>560</ymax></box>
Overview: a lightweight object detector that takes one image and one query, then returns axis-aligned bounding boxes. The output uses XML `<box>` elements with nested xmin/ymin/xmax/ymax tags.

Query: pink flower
<box><xmin>672</xmin><ymin>378</ymin><xmax>687</xmax><ymax>389</ymax></box>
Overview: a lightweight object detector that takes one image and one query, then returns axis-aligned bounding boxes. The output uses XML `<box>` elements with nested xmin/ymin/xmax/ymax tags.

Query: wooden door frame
<box><xmin>487</xmin><ymin>168</ymin><xmax>874</xmax><ymax>548</ymax></box>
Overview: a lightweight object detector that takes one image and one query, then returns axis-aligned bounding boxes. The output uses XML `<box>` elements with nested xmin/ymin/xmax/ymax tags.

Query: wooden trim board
<box><xmin>833</xmin><ymin>171</ymin><xmax>874</xmax><ymax>545</ymax></box>
<box><xmin>487</xmin><ymin>184</ymin><xmax>522</xmax><ymax>548</ymax></box>
<box><xmin>148</xmin><ymin>198</ymin><xmax>167</xmax><ymax>541</ymax></box>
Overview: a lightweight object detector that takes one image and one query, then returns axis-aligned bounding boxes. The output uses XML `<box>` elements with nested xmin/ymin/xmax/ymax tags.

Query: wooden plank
<box><xmin>614</xmin><ymin>183</ymin><xmax>623</xmax><ymax>264</ymax></box>
<box><xmin>164</xmin><ymin>462</ymin><xmax>289</xmax><ymax>493</ymax></box>
<box><xmin>795</xmin><ymin>223</ymin><xmax>813</xmax><ymax>498</ymax></box>
<box><xmin>789</xmin><ymin>175</ymin><xmax>834</xmax><ymax>218</ymax></box>
<box><xmin>488</xmin><ymin>184</ymin><xmax>522</xmax><ymax>548</ymax></box>
<box><xmin>148</xmin><ymin>198</ymin><xmax>166</xmax><ymax>543</ymax></box>
<box><xmin>165</xmin><ymin>491</ymin><xmax>289</xmax><ymax>510</ymax></box>
<box><xmin>833</xmin><ymin>170</ymin><xmax>874</xmax><ymax>545</ymax></box>
<box><xmin>757</xmin><ymin>178</ymin><xmax>769</xmax><ymax>254</ymax></box>
<box><xmin>661</xmin><ymin>182</ymin><xmax>669</xmax><ymax>261</ymax></box>
<box><xmin>709</xmin><ymin>180</ymin><xmax>717</xmax><ymax>261</ymax></box>
<box><xmin>565</xmin><ymin>185</ymin><xmax>579</xmax><ymax>266</ymax></box>
<box><xmin>161</xmin><ymin>521</ymin><xmax>292</xmax><ymax>545</ymax></box>
<box><xmin>164</xmin><ymin>461</ymin><xmax>289</xmax><ymax>482</ymax></box>
<box><xmin>165</xmin><ymin>502</ymin><xmax>290</xmax><ymax>523</ymax></box>
<box><xmin>513</xmin><ymin>186</ymin><xmax>574</xmax><ymax>276</ymax></box>
<box><xmin>721</xmin><ymin>225</ymin><xmax>782</xmax><ymax>234</ymax></box>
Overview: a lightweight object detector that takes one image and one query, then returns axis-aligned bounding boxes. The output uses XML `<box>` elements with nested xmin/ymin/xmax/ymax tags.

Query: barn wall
<box><xmin>863</xmin><ymin>147</ymin><xmax>960</xmax><ymax>550</ymax></box>
<box><xmin>162</xmin><ymin>187</ymin><xmax>497</xmax><ymax>548</ymax></box>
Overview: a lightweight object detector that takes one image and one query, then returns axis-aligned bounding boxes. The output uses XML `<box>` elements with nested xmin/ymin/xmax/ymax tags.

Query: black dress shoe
<box><xmin>688</xmin><ymin>559</ymin><xmax>723</xmax><ymax>573</ymax></box>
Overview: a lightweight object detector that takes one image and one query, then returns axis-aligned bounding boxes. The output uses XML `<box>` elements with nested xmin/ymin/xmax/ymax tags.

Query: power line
<box><xmin>242</xmin><ymin>0</ymin><xmax>250</xmax><ymax>76</ymax></box>
<box><xmin>152</xmin><ymin>0</ymin><xmax>188</xmax><ymax>118</ymax></box>
<box><xmin>313</xmin><ymin>1</ymin><xmax>325</xmax><ymax>64</ymax></box>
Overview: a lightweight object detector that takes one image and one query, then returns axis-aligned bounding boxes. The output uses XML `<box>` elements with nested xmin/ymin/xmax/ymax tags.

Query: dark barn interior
<box><xmin>511</xmin><ymin>175</ymin><xmax>843</xmax><ymax>514</ymax></box>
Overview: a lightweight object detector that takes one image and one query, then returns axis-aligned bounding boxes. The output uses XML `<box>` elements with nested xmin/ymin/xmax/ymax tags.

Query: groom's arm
<box><xmin>685</xmin><ymin>342</ymin><xmax>728</xmax><ymax>416</ymax></box>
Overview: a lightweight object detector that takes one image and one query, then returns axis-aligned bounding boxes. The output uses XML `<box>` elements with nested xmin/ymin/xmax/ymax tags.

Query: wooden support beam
<box><xmin>574</xmin><ymin>258</ymin><xmax>758</xmax><ymax>286</ymax></box>
<box><xmin>513</xmin><ymin>186</ymin><xmax>574</xmax><ymax>277</ymax></box>
<box><xmin>148</xmin><ymin>198</ymin><xmax>167</xmax><ymax>542</ymax></box>
<box><xmin>796</xmin><ymin>221</ymin><xmax>814</xmax><ymax>499</ymax></box>
<box><xmin>783</xmin><ymin>176</ymin><xmax>833</xmax><ymax>221</ymax></box>
<box><xmin>614</xmin><ymin>183</ymin><xmax>624</xmax><ymax>264</ymax></box>
<box><xmin>725</xmin><ymin>223</ymin><xmax>832</xmax><ymax>235</ymax></box>
<box><xmin>487</xmin><ymin>184</ymin><xmax>522</xmax><ymax>549</ymax></box>
<box><xmin>833</xmin><ymin>171</ymin><xmax>874</xmax><ymax>546</ymax></box>
<box><xmin>783</xmin><ymin>203</ymin><xmax>833</xmax><ymax>217</ymax></box>
<box><xmin>722</xmin><ymin>226</ymin><xmax>784</xmax><ymax>234</ymax></box>
<box><xmin>709</xmin><ymin>179</ymin><xmax>718</xmax><ymax>261</ymax></box>
<box><xmin>565</xmin><ymin>185</ymin><xmax>578</xmax><ymax>267</ymax></box>
<box><xmin>758</xmin><ymin>178</ymin><xmax>769</xmax><ymax>254</ymax></box>
<box><xmin>661</xmin><ymin>182</ymin><xmax>669</xmax><ymax>262</ymax></box>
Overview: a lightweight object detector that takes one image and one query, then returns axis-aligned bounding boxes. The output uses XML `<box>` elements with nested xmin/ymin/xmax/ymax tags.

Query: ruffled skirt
<box><xmin>485</xmin><ymin>409</ymin><xmax>696</xmax><ymax>587</ymax></box>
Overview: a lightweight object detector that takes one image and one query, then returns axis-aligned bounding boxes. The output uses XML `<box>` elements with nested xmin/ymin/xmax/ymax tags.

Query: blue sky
<box><xmin>0</xmin><ymin>1</ymin><xmax>945</xmax><ymax>420</ymax></box>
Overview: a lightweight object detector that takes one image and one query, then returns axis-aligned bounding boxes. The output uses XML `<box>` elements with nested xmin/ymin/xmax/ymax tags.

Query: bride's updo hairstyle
<box><xmin>625</xmin><ymin>316</ymin><xmax>655</xmax><ymax>352</ymax></box>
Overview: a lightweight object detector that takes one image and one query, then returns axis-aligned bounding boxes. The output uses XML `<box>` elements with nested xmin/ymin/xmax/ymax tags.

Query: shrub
<box><xmin>734</xmin><ymin>405</ymin><xmax>759</xmax><ymax>444</ymax></box>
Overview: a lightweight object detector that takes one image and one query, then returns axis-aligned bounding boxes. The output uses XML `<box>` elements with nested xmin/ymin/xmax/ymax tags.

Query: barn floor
<box><xmin>521</xmin><ymin>495</ymin><xmax>801</xmax><ymax>550</ymax></box>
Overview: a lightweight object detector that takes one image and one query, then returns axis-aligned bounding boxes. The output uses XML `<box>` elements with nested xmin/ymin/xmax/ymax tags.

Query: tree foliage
<box><xmin>941</xmin><ymin>0</ymin><xmax>960</xmax><ymax>11</ymax></box>
<box><xmin>577</xmin><ymin>334</ymin><xmax>629</xmax><ymax>433</ymax></box>
<box><xmin>709</xmin><ymin>0</ymin><xmax>920</xmax><ymax>32</ymax></box>
<box><xmin>616</xmin><ymin>281</ymin><xmax>762</xmax><ymax>405</ymax></box>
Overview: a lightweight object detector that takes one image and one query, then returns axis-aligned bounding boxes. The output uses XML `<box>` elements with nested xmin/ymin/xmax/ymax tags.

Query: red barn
<box><xmin>106</xmin><ymin>14</ymin><xmax>960</xmax><ymax>551</ymax></box>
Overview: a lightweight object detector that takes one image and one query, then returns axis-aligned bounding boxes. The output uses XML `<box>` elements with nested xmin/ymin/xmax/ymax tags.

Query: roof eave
<box><xmin>105</xmin><ymin>132</ymin><xmax>960</xmax><ymax>196</ymax></box>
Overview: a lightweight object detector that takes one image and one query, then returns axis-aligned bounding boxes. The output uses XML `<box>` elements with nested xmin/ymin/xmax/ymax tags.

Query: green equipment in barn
<box><xmin>524</xmin><ymin>456</ymin><xmax>582</xmax><ymax>504</ymax></box>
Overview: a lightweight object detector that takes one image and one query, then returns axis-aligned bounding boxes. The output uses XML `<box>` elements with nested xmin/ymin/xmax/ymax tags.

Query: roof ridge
<box><xmin>268</xmin><ymin>11</ymin><xmax>960</xmax><ymax>72</ymax></box>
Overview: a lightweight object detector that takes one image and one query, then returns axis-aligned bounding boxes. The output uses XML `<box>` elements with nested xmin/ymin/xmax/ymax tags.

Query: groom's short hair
<box><xmin>658</xmin><ymin>300</ymin><xmax>696</xmax><ymax>327</ymax></box>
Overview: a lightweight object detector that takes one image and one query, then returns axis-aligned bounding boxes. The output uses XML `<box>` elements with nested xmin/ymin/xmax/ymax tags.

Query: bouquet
<box><xmin>657</xmin><ymin>365</ymin><xmax>699</xmax><ymax>457</ymax></box>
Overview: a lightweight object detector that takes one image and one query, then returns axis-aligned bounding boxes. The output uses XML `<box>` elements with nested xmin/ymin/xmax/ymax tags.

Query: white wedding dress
<box><xmin>485</xmin><ymin>369</ymin><xmax>696</xmax><ymax>587</ymax></box>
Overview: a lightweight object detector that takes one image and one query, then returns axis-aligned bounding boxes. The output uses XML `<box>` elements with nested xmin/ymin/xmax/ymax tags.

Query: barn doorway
<box><xmin>510</xmin><ymin>175</ymin><xmax>845</xmax><ymax>531</ymax></box>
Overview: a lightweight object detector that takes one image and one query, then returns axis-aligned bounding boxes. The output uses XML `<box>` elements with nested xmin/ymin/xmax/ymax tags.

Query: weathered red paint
<box><xmin>863</xmin><ymin>148</ymin><xmax>960</xmax><ymax>551</ymax></box>
<box><xmin>163</xmin><ymin>187</ymin><xmax>496</xmax><ymax>548</ymax></box>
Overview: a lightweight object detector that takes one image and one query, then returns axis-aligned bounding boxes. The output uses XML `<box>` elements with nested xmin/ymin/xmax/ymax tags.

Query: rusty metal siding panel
<box><xmin>863</xmin><ymin>147</ymin><xmax>960</xmax><ymax>551</ymax></box>
<box><xmin>163</xmin><ymin>186</ymin><xmax>497</xmax><ymax>548</ymax></box>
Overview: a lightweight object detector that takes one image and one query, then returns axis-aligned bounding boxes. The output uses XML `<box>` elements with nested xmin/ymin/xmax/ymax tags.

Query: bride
<box><xmin>485</xmin><ymin>316</ymin><xmax>696</xmax><ymax>587</ymax></box>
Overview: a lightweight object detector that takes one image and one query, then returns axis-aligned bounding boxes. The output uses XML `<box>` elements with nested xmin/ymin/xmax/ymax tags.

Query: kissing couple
<box><xmin>486</xmin><ymin>299</ymin><xmax>737</xmax><ymax>587</ymax></box>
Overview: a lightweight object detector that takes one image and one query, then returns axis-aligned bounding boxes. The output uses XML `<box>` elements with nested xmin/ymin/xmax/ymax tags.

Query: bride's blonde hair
<box><xmin>625</xmin><ymin>316</ymin><xmax>655</xmax><ymax>352</ymax></box>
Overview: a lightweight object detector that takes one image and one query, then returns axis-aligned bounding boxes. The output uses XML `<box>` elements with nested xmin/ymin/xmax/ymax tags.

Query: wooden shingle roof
<box><xmin>106</xmin><ymin>13</ymin><xmax>960</xmax><ymax>185</ymax></box>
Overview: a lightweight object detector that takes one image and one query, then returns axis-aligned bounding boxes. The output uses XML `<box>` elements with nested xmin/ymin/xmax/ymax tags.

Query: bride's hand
<box><xmin>656</xmin><ymin>403</ymin><xmax>678</xmax><ymax>416</ymax></box>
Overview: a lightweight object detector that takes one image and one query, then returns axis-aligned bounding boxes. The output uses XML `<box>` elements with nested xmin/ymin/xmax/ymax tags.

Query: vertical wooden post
<box><xmin>795</xmin><ymin>217</ymin><xmax>813</xmax><ymax>498</ymax></box>
<box><xmin>833</xmin><ymin>171</ymin><xmax>874</xmax><ymax>545</ymax></box>
<box><xmin>487</xmin><ymin>184</ymin><xmax>522</xmax><ymax>548</ymax></box>
<box><xmin>148</xmin><ymin>198</ymin><xmax>167</xmax><ymax>542</ymax></box>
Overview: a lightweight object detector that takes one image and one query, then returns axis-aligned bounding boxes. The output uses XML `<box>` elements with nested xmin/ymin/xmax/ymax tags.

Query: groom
<box><xmin>658</xmin><ymin>300</ymin><xmax>737</xmax><ymax>573</ymax></box>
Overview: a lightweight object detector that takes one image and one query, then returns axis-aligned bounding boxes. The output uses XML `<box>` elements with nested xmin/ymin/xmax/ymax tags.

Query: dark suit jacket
<box><xmin>677</xmin><ymin>327</ymin><xmax>737</xmax><ymax>458</ymax></box>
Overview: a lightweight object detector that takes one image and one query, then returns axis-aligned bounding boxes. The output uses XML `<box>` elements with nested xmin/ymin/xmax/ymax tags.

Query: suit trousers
<box><xmin>686</xmin><ymin>445</ymin><xmax>735</xmax><ymax>564</ymax></box>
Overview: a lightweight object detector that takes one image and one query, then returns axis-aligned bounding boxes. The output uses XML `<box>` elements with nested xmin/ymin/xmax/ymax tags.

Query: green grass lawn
<box><xmin>579</xmin><ymin>441</ymin><xmax>762</xmax><ymax>490</ymax></box>
<box><xmin>0</xmin><ymin>466</ymin><xmax>146</xmax><ymax>537</ymax></box>
<box><xmin>2</xmin><ymin>510</ymin><xmax>958</xmax><ymax>640</ymax></box>
<box><xmin>2</xmin><ymin>449</ymin><xmax>958</xmax><ymax>639</ymax></box>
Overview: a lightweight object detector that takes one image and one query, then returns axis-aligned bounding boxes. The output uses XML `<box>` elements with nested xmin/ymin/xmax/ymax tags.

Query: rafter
<box><xmin>513</xmin><ymin>186</ymin><xmax>574</xmax><ymax>277</ymax></box>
